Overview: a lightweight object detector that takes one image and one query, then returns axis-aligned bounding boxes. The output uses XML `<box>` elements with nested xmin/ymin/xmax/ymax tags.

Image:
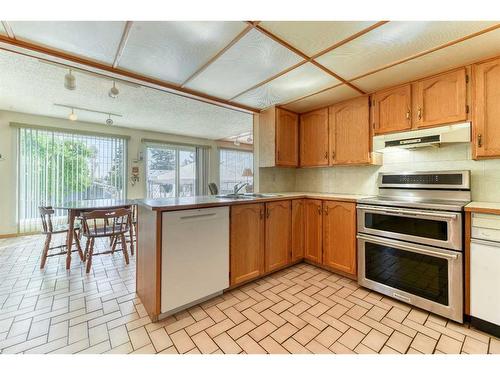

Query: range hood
<box><xmin>374</xmin><ymin>122</ymin><xmax>471</xmax><ymax>152</ymax></box>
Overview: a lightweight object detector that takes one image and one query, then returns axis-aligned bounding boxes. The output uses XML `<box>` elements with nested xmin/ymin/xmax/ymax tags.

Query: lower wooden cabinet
<box><xmin>230</xmin><ymin>203</ymin><xmax>265</xmax><ymax>285</ymax></box>
<box><xmin>322</xmin><ymin>201</ymin><xmax>357</xmax><ymax>277</ymax></box>
<box><xmin>304</xmin><ymin>199</ymin><xmax>323</xmax><ymax>263</ymax></box>
<box><xmin>291</xmin><ymin>199</ymin><xmax>305</xmax><ymax>262</ymax></box>
<box><xmin>265</xmin><ymin>200</ymin><xmax>291</xmax><ymax>272</ymax></box>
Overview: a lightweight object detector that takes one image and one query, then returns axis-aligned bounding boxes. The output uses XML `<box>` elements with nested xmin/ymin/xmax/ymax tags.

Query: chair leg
<box><xmin>86</xmin><ymin>238</ymin><xmax>95</xmax><ymax>274</ymax></box>
<box><xmin>74</xmin><ymin>229</ymin><xmax>84</xmax><ymax>261</ymax></box>
<box><xmin>129</xmin><ymin>225</ymin><xmax>135</xmax><ymax>256</ymax></box>
<box><xmin>83</xmin><ymin>237</ymin><xmax>90</xmax><ymax>261</ymax></box>
<box><xmin>40</xmin><ymin>233</ymin><xmax>51</xmax><ymax>269</ymax></box>
<box><xmin>111</xmin><ymin>235</ymin><xmax>118</xmax><ymax>254</ymax></box>
<box><xmin>120</xmin><ymin>233</ymin><xmax>130</xmax><ymax>265</ymax></box>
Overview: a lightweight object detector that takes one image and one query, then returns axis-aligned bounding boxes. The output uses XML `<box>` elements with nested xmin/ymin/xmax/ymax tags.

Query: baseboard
<box><xmin>470</xmin><ymin>316</ymin><xmax>500</xmax><ymax>338</ymax></box>
<box><xmin>0</xmin><ymin>231</ymin><xmax>38</xmax><ymax>239</ymax></box>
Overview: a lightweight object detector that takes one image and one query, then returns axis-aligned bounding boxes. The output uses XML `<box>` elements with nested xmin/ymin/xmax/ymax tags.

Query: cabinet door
<box><xmin>300</xmin><ymin>108</ymin><xmax>329</xmax><ymax>167</ymax></box>
<box><xmin>276</xmin><ymin>108</ymin><xmax>299</xmax><ymax>167</ymax></box>
<box><xmin>304</xmin><ymin>199</ymin><xmax>323</xmax><ymax>263</ymax></box>
<box><xmin>323</xmin><ymin>201</ymin><xmax>357</xmax><ymax>277</ymax></box>
<box><xmin>372</xmin><ymin>84</ymin><xmax>412</xmax><ymax>135</ymax></box>
<box><xmin>265</xmin><ymin>200</ymin><xmax>291</xmax><ymax>272</ymax></box>
<box><xmin>473</xmin><ymin>57</ymin><xmax>500</xmax><ymax>159</ymax></box>
<box><xmin>329</xmin><ymin>96</ymin><xmax>371</xmax><ymax>165</ymax></box>
<box><xmin>415</xmin><ymin>68</ymin><xmax>467</xmax><ymax>128</ymax></box>
<box><xmin>291</xmin><ymin>199</ymin><xmax>305</xmax><ymax>262</ymax></box>
<box><xmin>230</xmin><ymin>203</ymin><xmax>265</xmax><ymax>286</ymax></box>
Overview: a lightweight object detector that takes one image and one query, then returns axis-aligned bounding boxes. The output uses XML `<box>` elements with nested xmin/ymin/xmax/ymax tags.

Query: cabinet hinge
<box><xmin>466</xmin><ymin>104</ymin><xmax>470</xmax><ymax>114</ymax></box>
<box><xmin>466</xmin><ymin>74</ymin><xmax>469</xmax><ymax>84</ymax></box>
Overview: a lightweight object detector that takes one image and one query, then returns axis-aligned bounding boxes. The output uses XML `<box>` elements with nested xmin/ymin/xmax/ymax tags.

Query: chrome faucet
<box><xmin>233</xmin><ymin>182</ymin><xmax>249</xmax><ymax>195</ymax></box>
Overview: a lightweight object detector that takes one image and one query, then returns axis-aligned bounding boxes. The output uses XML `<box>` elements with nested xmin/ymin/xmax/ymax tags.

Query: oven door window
<box><xmin>365</xmin><ymin>212</ymin><xmax>448</xmax><ymax>241</ymax></box>
<box><xmin>365</xmin><ymin>242</ymin><xmax>449</xmax><ymax>305</ymax></box>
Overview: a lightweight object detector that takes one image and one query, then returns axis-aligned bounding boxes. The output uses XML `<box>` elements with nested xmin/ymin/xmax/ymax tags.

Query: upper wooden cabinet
<box><xmin>300</xmin><ymin>108</ymin><xmax>329</xmax><ymax>167</ymax></box>
<box><xmin>230</xmin><ymin>203</ymin><xmax>265</xmax><ymax>286</ymax></box>
<box><xmin>258</xmin><ymin>106</ymin><xmax>299</xmax><ymax>167</ymax></box>
<box><xmin>304</xmin><ymin>199</ymin><xmax>323</xmax><ymax>263</ymax></box>
<box><xmin>414</xmin><ymin>68</ymin><xmax>467</xmax><ymax>129</ymax></box>
<box><xmin>291</xmin><ymin>199</ymin><xmax>305</xmax><ymax>262</ymax></box>
<box><xmin>265</xmin><ymin>200</ymin><xmax>291</xmax><ymax>273</ymax></box>
<box><xmin>322</xmin><ymin>201</ymin><xmax>357</xmax><ymax>277</ymax></box>
<box><xmin>372</xmin><ymin>84</ymin><xmax>412</xmax><ymax>135</ymax></box>
<box><xmin>473</xmin><ymin>57</ymin><xmax>500</xmax><ymax>159</ymax></box>
<box><xmin>329</xmin><ymin>96</ymin><xmax>371</xmax><ymax>165</ymax></box>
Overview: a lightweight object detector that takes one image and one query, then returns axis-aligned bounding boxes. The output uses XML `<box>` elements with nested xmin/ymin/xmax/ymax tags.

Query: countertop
<box><xmin>138</xmin><ymin>192</ymin><xmax>372</xmax><ymax>211</ymax></box>
<box><xmin>465</xmin><ymin>201</ymin><xmax>500</xmax><ymax>215</ymax></box>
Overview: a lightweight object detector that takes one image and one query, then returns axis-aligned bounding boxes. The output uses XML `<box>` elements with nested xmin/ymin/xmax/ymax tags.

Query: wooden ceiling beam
<box><xmin>112</xmin><ymin>21</ymin><xmax>133</xmax><ymax>68</ymax></box>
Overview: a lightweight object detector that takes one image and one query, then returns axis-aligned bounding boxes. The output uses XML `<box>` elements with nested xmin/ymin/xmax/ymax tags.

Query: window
<box><xmin>145</xmin><ymin>144</ymin><xmax>207</xmax><ymax>199</ymax></box>
<box><xmin>18</xmin><ymin>127</ymin><xmax>126</xmax><ymax>233</ymax></box>
<box><xmin>219</xmin><ymin>149</ymin><xmax>253</xmax><ymax>194</ymax></box>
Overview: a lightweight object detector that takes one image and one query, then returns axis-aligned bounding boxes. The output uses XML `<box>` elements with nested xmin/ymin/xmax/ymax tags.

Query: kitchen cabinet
<box><xmin>291</xmin><ymin>199</ymin><xmax>305</xmax><ymax>262</ymax></box>
<box><xmin>300</xmin><ymin>108</ymin><xmax>329</xmax><ymax>167</ymax></box>
<box><xmin>304</xmin><ymin>199</ymin><xmax>323</xmax><ymax>263</ymax></box>
<box><xmin>258</xmin><ymin>106</ymin><xmax>299</xmax><ymax>167</ymax></box>
<box><xmin>372</xmin><ymin>84</ymin><xmax>412</xmax><ymax>135</ymax></box>
<box><xmin>230</xmin><ymin>203</ymin><xmax>265</xmax><ymax>285</ymax></box>
<box><xmin>265</xmin><ymin>200</ymin><xmax>291</xmax><ymax>272</ymax></box>
<box><xmin>329</xmin><ymin>96</ymin><xmax>371</xmax><ymax>165</ymax></box>
<box><xmin>473</xmin><ymin>57</ymin><xmax>500</xmax><ymax>159</ymax></box>
<box><xmin>322</xmin><ymin>201</ymin><xmax>357</xmax><ymax>277</ymax></box>
<box><xmin>414</xmin><ymin>68</ymin><xmax>467</xmax><ymax>129</ymax></box>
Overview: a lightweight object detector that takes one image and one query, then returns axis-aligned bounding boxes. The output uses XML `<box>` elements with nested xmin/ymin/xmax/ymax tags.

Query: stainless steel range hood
<box><xmin>374</xmin><ymin>122</ymin><xmax>471</xmax><ymax>152</ymax></box>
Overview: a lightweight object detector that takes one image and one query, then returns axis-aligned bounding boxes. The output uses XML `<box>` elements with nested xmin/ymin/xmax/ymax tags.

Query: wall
<box><xmin>0</xmin><ymin>110</ymin><xmax>223</xmax><ymax>235</ymax></box>
<box><xmin>257</xmin><ymin>142</ymin><xmax>500</xmax><ymax>201</ymax></box>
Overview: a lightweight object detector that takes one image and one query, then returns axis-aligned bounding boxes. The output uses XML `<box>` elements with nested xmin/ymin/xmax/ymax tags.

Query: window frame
<box><xmin>218</xmin><ymin>147</ymin><xmax>254</xmax><ymax>194</ymax></box>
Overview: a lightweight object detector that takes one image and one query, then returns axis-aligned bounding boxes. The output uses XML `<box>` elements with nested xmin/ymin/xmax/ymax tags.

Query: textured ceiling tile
<box><xmin>352</xmin><ymin>27</ymin><xmax>500</xmax><ymax>93</ymax></box>
<box><xmin>317</xmin><ymin>21</ymin><xmax>499</xmax><ymax>80</ymax></box>
<box><xmin>0</xmin><ymin>50</ymin><xmax>252</xmax><ymax>140</ymax></box>
<box><xmin>233</xmin><ymin>62</ymin><xmax>339</xmax><ymax>109</ymax></box>
<box><xmin>185</xmin><ymin>28</ymin><xmax>304</xmax><ymax>99</ymax></box>
<box><xmin>9</xmin><ymin>21</ymin><xmax>126</xmax><ymax>64</ymax></box>
<box><xmin>118</xmin><ymin>21</ymin><xmax>247</xmax><ymax>85</ymax></box>
<box><xmin>282</xmin><ymin>84</ymin><xmax>359</xmax><ymax>113</ymax></box>
<box><xmin>259</xmin><ymin>21</ymin><xmax>379</xmax><ymax>56</ymax></box>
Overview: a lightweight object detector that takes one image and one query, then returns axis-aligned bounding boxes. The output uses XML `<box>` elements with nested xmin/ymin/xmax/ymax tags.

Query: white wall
<box><xmin>0</xmin><ymin>110</ymin><xmax>222</xmax><ymax>235</ymax></box>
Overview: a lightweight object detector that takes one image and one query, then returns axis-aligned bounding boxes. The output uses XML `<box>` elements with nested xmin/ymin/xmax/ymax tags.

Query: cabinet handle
<box><xmin>417</xmin><ymin>107</ymin><xmax>422</xmax><ymax>120</ymax></box>
<box><xmin>266</xmin><ymin>208</ymin><xmax>270</xmax><ymax>219</ymax></box>
<box><xmin>324</xmin><ymin>151</ymin><xmax>328</xmax><ymax>160</ymax></box>
<box><xmin>477</xmin><ymin>134</ymin><xmax>483</xmax><ymax>148</ymax></box>
<box><xmin>406</xmin><ymin>109</ymin><xmax>411</xmax><ymax>120</ymax></box>
<box><xmin>317</xmin><ymin>206</ymin><xmax>322</xmax><ymax>215</ymax></box>
<box><xmin>260</xmin><ymin>210</ymin><xmax>264</xmax><ymax>220</ymax></box>
<box><xmin>324</xmin><ymin>206</ymin><xmax>329</xmax><ymax>215</ymax></box>
<box><xmin>331</xmin><ymin>150</ymin><xmax>335</xmax><ymax>160</ymax></box>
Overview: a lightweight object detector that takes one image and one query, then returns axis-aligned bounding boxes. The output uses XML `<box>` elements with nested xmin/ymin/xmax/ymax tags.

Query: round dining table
<box><xmin>55</xmin><ymin>199</ymin><xmax>137</xmax><ymax>269</ymax></box>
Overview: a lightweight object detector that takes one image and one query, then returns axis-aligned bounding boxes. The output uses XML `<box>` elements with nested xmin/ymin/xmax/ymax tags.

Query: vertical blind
<box><xmin>18</xmin><ymin>127</ymin><xmax>126</xmax><ymax>233</ymax></box>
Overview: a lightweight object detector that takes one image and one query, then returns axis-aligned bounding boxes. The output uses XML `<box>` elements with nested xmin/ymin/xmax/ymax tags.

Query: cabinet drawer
<box><xmin>472</xmin><ymin>213</ymin><xmax>500</xmax><ymax>242</ymax></box>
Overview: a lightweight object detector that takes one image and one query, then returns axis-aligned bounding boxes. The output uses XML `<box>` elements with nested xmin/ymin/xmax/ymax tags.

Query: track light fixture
<box><xmin>64</xmin><ymin>69</ymin><xmax>76</xmax><ymax>90</ymax></box>
<box><xmin>108</xmin><ymin>81</ymin><xmax>119</xmax><ymax>98</ymax></box>
<box><xmin>68</xmin><ymin>108</ymin><xmax>77</xmax><ymax>121</ymax></box>
<box><xmin>106</xmin><ymin>114</ymin><xmax>114</xmax><ymax>126</ymax></box>
<box><xmin>233</xmin><ymin>138</ymin><xmax>241</xmax><ymax>146</ymax></box>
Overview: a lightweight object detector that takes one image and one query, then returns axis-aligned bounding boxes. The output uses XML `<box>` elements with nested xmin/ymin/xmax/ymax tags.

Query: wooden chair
<box><xmin>80</xmin><ymin>208</ymin><xmax>131</xmax><ymax>273</ymax></box>
<box><xmin>110</xmin><ymin>204</ymin><xmax>137</xmax><ymax>256</ymax></box>
<box><xmin>39</xmin><ymin>206</ymin><xmax>84</xmax><ymax>269</ymax></box>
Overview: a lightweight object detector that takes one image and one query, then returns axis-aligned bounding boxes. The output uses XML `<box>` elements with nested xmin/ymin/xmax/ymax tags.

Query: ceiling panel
<box><xmin>282</xmin><ymin>84</ymin><xmax>359</xmax><ymax>113</ymax></box>
<box><xmin>353</xmin><ymin>27</ymin><xmax>500</xmax><ymax>93</ymax></box>
<box><xmin>233</xmin><ymin>62</ymin><xmax>339</xmax><ymax>109</ymax></box>
<box><xmin>259</xmin><ymin>21</ymin><xmax>379</xmax><ymax>56</ymax></box>
<box><xmin>185</xmin><ymin>29</ymin><xmax>304</xmax><ymax>99</ymax></box>
<box><xmin>9</xmin><ymin>21</ymin><xmax>126</xmax><ymax>64</ymax></box>
<box><xmin>118</xmin><ymin>21</ymin><xmax>247</xmax><ymax>85</ymax></box>
<box><xmin>317</xmin><ymin>21</ymin><xmax>499</xmax><ymax>80</ymax></box>
<box><xmin>0</xmin><ymin>49</ymin><xmax>252</xmax><ymax>140</ymax></box>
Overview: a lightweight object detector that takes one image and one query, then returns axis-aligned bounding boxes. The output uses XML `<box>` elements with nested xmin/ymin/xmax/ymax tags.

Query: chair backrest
<box><xmin>208</xmin><ymin>182</ymin><xmax>219</xmax><ymax>195</ymax></box>
<box><xmin>81</xmin><ymin>208</ymin><xmax>131</xmax><ymax>237</ymax></box>
<box><xmin>39</xmin><ymin>206</ymin><xmax>55</xmax><ymax>233</ymax></box>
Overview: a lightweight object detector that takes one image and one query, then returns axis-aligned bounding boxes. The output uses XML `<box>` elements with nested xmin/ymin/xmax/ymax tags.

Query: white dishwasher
<box><xmin>470</xmin><ymin>212</ymin><xmax>500</xmax><ymax>336</ymax></box>
<box><xmin>161</xmin><ymin>206</ymin><xmax>229</xmax><ymax>316</ymax></box>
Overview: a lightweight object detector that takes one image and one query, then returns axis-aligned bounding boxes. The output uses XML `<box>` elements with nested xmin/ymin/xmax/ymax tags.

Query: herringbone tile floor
<box><xmin>0</xmin><ymin>234</ymin><xmax>498</xmax><ymax>354</ymax></box>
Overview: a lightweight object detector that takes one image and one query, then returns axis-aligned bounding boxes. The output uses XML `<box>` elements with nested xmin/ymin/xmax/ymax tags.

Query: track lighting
<box><xmin>68</xmin><ymin>108</ymin><xmax>77</xmax><ymax>121</ymax></box>
<box><xmin>106</xmin><ymin>114</ymin><xmax>114</xmax><ymax>126</ymax></box>
<box><xmin>233</xmin><ymin>138</ymin><xmax>240</xmax><ymax>146</ymax></box>
<box><xmin>64</xmin><ymin>69</ymin><xmax>76</xmax><ymax>90</ymax></box>
<box><xmin>108</xmin><ymin>81</ymin><xmax>119</xmax><ymax>98</ymax></box>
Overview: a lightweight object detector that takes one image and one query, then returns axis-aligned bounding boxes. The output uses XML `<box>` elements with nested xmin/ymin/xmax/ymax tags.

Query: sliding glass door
<box><xmin>18</xmin><ymin>127</ymin><xmax>126</xmax><ymax>233</ymax></box>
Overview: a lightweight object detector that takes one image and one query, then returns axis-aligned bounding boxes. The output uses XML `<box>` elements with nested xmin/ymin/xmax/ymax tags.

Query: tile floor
<box><xmin>0</xmin><ymin>234</ymin><xmax>498</xmax><ymax>354</ymax></box>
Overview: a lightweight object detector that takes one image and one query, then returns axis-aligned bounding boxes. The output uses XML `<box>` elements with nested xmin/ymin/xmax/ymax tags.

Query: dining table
<box><xmin>55</xmin><ymin>199</ymin><xmax>137</xmax><ymax>269</ymax></box>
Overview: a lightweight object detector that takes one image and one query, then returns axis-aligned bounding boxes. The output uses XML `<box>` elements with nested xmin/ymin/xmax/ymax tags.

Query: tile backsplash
<box><xmin>261</xmin><ymin>143</ymin><xmax>500</xmax><ymax>202</ymax></box>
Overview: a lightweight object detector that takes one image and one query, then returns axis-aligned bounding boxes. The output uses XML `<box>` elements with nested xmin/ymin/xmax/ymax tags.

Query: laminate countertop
<box><xmin>137</xmin><ymin>192</ymin><xmax>373</xmax><ymax>211</ymax></box>
<box><xmin>465</xmin><ymin>202</ymin><xmax>500</xmax><ymax>215</ymax></box>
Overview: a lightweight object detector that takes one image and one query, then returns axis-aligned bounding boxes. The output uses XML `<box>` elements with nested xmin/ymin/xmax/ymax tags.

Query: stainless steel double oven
<box><xmin>357</xmin><ymin>171</ymin><xmax>471</xmax><ymax>323</ymax></box>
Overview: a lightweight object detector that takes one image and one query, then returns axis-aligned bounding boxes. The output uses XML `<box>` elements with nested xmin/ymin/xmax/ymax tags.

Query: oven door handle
<box><xmin>357</xmin><ymin>205</ymin><xmax>458</xmax><ymax>220</ymax></box>
<box><xmin>357</xmin><ymin>234</ymin><xmax>459</xmax><ymax>260</ymax></box>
